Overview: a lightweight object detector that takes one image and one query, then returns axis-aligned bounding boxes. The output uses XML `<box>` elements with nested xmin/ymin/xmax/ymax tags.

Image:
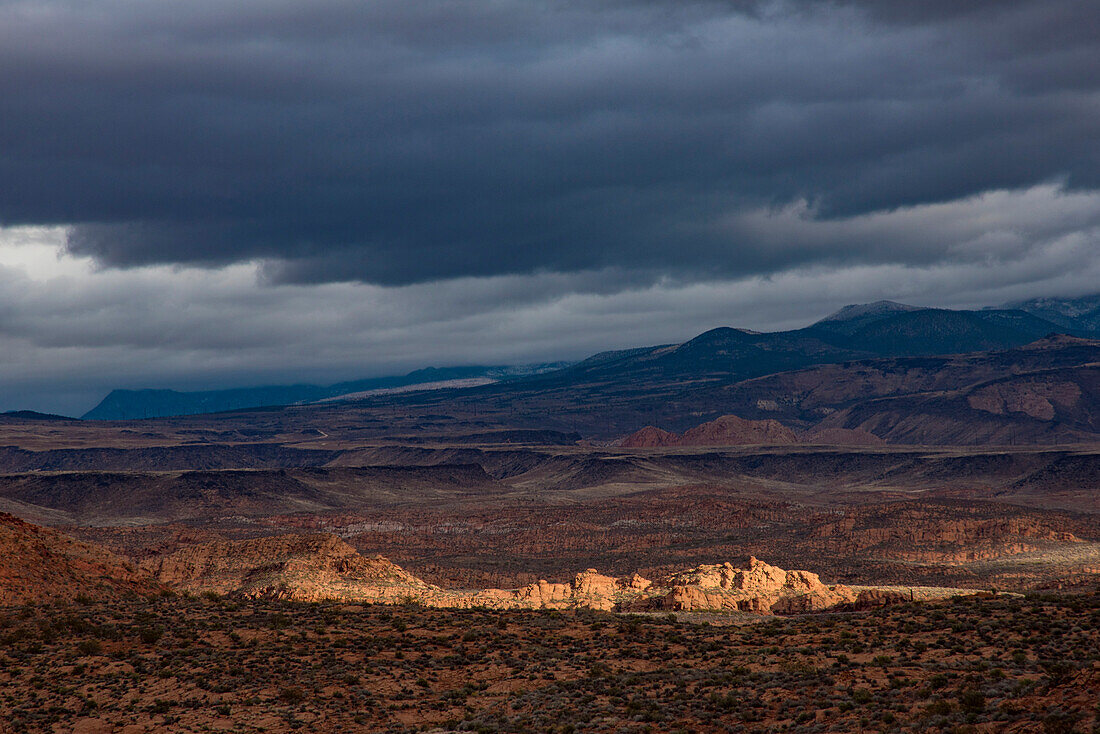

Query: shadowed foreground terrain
<box><xmin>0</xmin><ymin>593</ymin><xmax>1096</xmax><ymax>733</ymax></box>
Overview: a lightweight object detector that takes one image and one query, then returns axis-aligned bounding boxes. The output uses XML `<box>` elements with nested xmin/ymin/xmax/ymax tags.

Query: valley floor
<box><xmin>0</xmin><ymin>592</ymin><xmax>1096</xmax><ymax>733</ymax></box>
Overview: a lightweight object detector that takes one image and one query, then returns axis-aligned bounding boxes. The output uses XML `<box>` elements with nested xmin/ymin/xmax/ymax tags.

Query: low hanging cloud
<box><xmin>0</xmin><ymin>0</ymin><xmax>1096</xmax><ymax>285</ymax></box>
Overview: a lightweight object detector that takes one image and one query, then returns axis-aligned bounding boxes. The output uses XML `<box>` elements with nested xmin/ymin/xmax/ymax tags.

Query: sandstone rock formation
<box><xmin>618</xmin><ymin>426</ymin><xmax>680</xmax><ymax>448</ymax></box>
<box><xmin>653</xmin><ymin>557</ymin><xmax>855</xmax><ymax>613</ymax></box>
<box><xmin>460</xmin><ymin>569</ymin><xmax>629</xmax><ymax>611</ymax></box>
<box><xmin>140</xmin><ymin>533</ymin><xmax>951</xmax><ymax>615</ymax></box>
<box><xmin>0</xmin><ymin>512</ymin><xmax>978</xmax><ymax>614</ymax></box>
<box><xmin>620</xmin><ymin>415</ymin><xmax>799</xmax><ymax>447</ymax></box>
<box><xmin>140</xmin><ymin>533</ymin><xmax>436</xmax><ymax>603</ymax></box>
<box><xmin>680</xmin><ymin>416</ymin><xmax>799</xmax><ymax>446</ymax></box>
<box><xmin>848</xmin><ymin>588</ymin><xmax>913</xmax><ymax>610</ymax></box>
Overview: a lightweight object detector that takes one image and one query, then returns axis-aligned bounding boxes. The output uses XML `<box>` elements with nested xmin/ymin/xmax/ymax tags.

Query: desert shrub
<box><xmin>1041</xmin><ymin>711</ymin><xmax>1083</xmax><ymax>734</ymax></box>
<box><xmin>139</xmin><ymin>626</ymin><xmax>164</xmax><ymax>644</ymax></box>
<box><xmin>77</xmin><ymin>640</ymin><xmax>101</xmax><ymax>656</ymax></box>
<box><xmin>617</xmin><ymin>618</ymin><xmax>641</xmax><ymax>636</ymax></box>
<box><xmin>1041</xmin><ymin>661</ymin><xmax>1076</xmax><ymax>687</ymax></box>
<box><xmin>958</xmin><ymin>688</ymin><xmax>985</xmax><ymax>713</ymax></box>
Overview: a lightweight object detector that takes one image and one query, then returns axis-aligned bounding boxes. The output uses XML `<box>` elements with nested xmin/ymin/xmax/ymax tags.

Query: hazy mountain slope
<box><xmin>971</xmin><ymin>308</ymin><xmax>1075</xmax><ymax>337</ymax></box>
<box><xmin>82</xmin><ymin>364</ymin><xmax>567</xmax><ymax>420</ymax></box>
<box><xmin>84</xmin><ymin>384</ymin><xmax>331</xmax><ymax>421</ymax></box>
<box><xmin>527</xmin><ymin>304</ymin><xmax>1074</xmax><ymax>397</ymax></box>
<box><xmin>1007</xmin><ymin>293</ymin><xmax>1100</xmax><ymax>331</ymax></box>
<box><xmin>526</xmin><ymin>327</ymin><xmax>861</xmax><ymax>393</ymax></box>
<box><xmin>812</xmin><ymin>300</ymin><xmax>924</xmax><ymax>335</ymax></box>
<box><xmin>817</xmin><ymin>308</ymin><xmax>1066</xmax><ymax>356</ymax></box>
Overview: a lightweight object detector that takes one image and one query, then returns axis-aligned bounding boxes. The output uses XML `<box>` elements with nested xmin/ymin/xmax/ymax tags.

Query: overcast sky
<box><xmin>2</xmin><ymin>0</ymin><xmax>1100</xmax><ymax>415</ymax></box>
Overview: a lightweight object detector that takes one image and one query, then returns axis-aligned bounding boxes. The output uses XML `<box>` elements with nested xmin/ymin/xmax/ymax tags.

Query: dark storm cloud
<box><xmin>1</xmin><ymin>0</ymin><xmax>1098</xmax><ymax>284</ymax></box>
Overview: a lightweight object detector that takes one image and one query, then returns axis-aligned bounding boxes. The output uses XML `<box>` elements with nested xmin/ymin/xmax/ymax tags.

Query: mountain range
<box><xmin>334</xmin><ymin>296</ymin><xmax>1099</xmax><ymax>443</ymax></box>
<box><xmin>76</xmin><ymin>294</ymin><xmax>1100</xmax><ymax>429</ymax></box>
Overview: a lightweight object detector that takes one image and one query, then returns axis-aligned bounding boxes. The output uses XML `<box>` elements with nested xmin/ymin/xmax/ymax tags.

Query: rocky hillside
<box><xmin>614</xmin><ymin>336</ymin><xmax>1100</xmax><ymax>445</ymax></box>
<box><xmin>0</xmin><ymin>513</ymin><xmax>159</xmax><ymax>604</ymax></box>
<box><xmin>619</xmin><ymin>415</ymin><xmax>798</xmax><ymax>447</ymax></box>
<box><xmin>619</xmin><ymin>414</ymin><xmax>881</xmax><ymax>447</ymax></box>
<box><xmin>140</xmin><ymin>533</ymin><xmax>435</xmax><ymax>602</ymax></box>
<box><xmin>719</xmin><ymin>334</ymin><xmax>1100</xmax><ymax>424</ymax></box>
<box><xmin>816</xmin><ymin>363</ymin><xmax>1100</xmax><ymax>444</ymax></box>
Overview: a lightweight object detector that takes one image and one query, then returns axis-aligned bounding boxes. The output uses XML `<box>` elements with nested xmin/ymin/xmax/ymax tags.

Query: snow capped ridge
<box><xmin>818</xmin><ymin>300</ymin><xmax>922</xmax><ymax>323</ymax></box>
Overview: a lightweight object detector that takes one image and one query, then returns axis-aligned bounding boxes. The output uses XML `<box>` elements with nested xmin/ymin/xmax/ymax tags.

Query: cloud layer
<box><xmin>2</xmin><ymin>0</ymin><xmax>1097</xmax><ymax>284</ymax></box>
<box><xmin>1</xmin><ymin>0</ymin><xmax>1099</xmax><ymax>413</ymax></box>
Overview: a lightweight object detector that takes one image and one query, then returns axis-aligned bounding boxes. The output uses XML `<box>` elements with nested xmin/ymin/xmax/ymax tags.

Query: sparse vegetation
<box><xmin>0</xmin><ymin>591</ymin><xmax>1096</xmax><ymax>732</ymax></box>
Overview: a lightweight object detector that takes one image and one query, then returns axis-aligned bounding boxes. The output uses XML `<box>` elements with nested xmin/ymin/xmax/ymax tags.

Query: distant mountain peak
<box><xmin>818</xmin><ymin>300</ymin><xmax>922</xmax><ymax>323</ymax></box>
<box><xmin>1007</xmin><ymin>292</ymin><xmax>1100</xmax><ymax>315</ymax></box>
